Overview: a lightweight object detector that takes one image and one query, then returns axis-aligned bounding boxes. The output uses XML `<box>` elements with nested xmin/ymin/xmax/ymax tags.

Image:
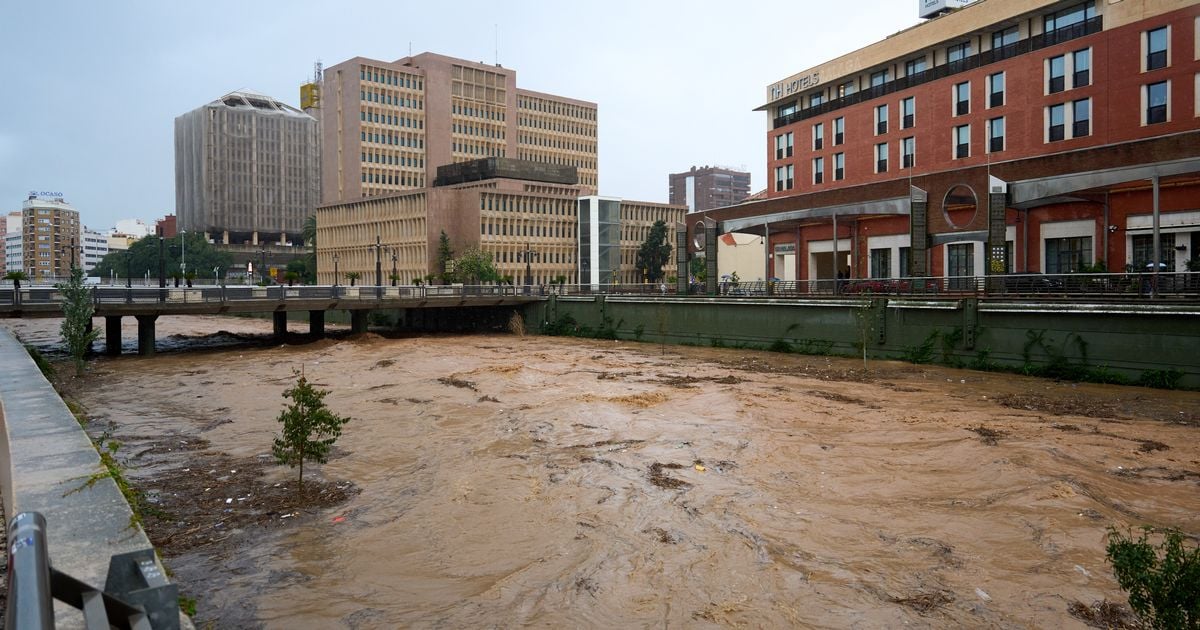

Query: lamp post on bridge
<box><xmin>518</xmin><ymin>243</ymin><xmax>539</xmax><ymax>292</ymax></box>
<box><xmin>391</xmin><ymin>250</ymin><xmax>398</xmax><ymax>286</ymax></box>
<box><xmin>124</xmin><ymin>249</ymin><xmax>132</xmax><ymax>289</ymax></box>
<box><xmin>374</xmin><ymin>235</ymin><xmax>382</xmax><ymax>298</ymax></box>
<box><xmin>333</xmin><ymin>254</ymin><xmax>339</xmax><ymax>287</ymax></box>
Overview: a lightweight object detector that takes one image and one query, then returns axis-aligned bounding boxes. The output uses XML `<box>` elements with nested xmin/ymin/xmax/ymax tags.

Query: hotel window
<box><xmin>1044</xmin><ymin>1</ymin><xmax>1095</xmax><ymax>34</ymax></box>
<box><xmin>947</xmin><ymin>41</ymin><xmax>972</xmax><ymax>63</ymax></box>
<box><xmin>992</xmin><ymin>25</ymin><xmax>1019</xmax><ymax>49</ymax></box>
<box><xmin>1073</xmin><ymin>98</ymin><xmax>1092</xmax><ymax>137</ymax></box>
<box><xmin>774</xmin><ymin>166</ymin><xmax>788</xmax><ymax>191</ymax></box>
<box><xmin>1045</xmin><ymin>236</ymin><xmax>1092</xmax><ymax>273</ymax></box>
<box><xmin>954</xmin><ymin>124</ymin><xmax>970</xmax><ymax>158</ymax></box>
<box><xmin>813</xmin><ymin>123</ymin><xmax>824</xmax><ymax>150</ymax></box>
<box><xmin>778</xmin><ymin>102</ymin><xmax>797</xmax><ymax>118</ymax></box>
<box><xmin>905</xmin><ymin>56</ymin><xmax>927</xmax><ymax>76</ymax></box>
<box><xmin>988</xmin><ymin>72</ymin><xmax>1005</xmax><ymax>108</ymax></box>
<box><xmin>875</xmin><ymin>104</ymin><xmax>888</xmax><ymax>135</ymax></box>
<box><xmin>988</xmin><ymin>117</ymin><xmax>1005</xmax><ymax>152</ymax></box>
<box><xmin>1048</xmin><ymin>103</ymin><xmax>1066</xmax><ymax>141</ymax></box>
<box><xmin>775</xmin><ymin>132</ymin><xmax>793</xmax><ymax>159</ymax></box>
<box><xmin>834</xmin><ymin>117</ymin><xmax>844</xmax><ymax>145</ymax></box>
<box><xmin>1073</xmin><ymin>48</ymin><xmax>1091</xmax><ymax>87</ymax></box>
<box><xmin>1146</xmin><ymin>27</ymin><xmax>1169</xmax><ymax>71</ymax></box>
<box><xmin>1048</xmin><ymin>55</ymin><xmax>1066</xmax><ymax>93</ymax></box>
<box><xmin>875</xmin><ymin>142</ymin><xmax>888</xmax><ymax>173</ymax></box>
<box><xmin>870</xmin><ymin>248</ymin><xmax>892</xmax><ymax>278</ymax></box>
<box><xmin>870</xmin><ymin>70</ymin><xmax>889</xmax><ymax>87</ymax></box>
<box><xmin>954</xmin><ymin>81</ymin><xmax>970</xmax><ymax>116</ymax></box>
<box><xmin>834</xmin><ymin>153</ymin><xmax>845</xmax><ymax>181</ymax></box>
<box><xmin>809</xmin><ymin>93</ymin><xmax>825</xmax><ymax>108</ymax></box>
<box><xmin>901</xmin><ymin>97</ymin><xmax>915</xmax><ymax>128</ymax></box>
<box><xmin>1146</xmin><ymin>81</ymin><xmax>1168</xmax><ymax>124</ymax></box>
<box><xmin>838</xmin><ymin>80</ymin><xmax>857</xmax><ymax>98</ymax></box>
<box><xmin>785</xmin><ymin>165</ymin><xmax>794</xmax><ymax>190</ymax></box>
<box><xmin>901</xmin><ymin>136</ymin><xmax>915</xmax><ymax>168</ymax></box>
<box><xmin>813</xmin><ymin>157</ymin><xmax>825</xmax><ymax>184</ymax></box>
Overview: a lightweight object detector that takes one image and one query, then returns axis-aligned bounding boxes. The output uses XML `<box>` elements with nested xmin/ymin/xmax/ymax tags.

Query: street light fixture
<box><xmin>391</xmin><ymin>249</ymin><xmax>398</xmax><ymax>286</ymax></box>
<box><xmin>518</xmin><ymin>243</ymin><xmax>539</xmax><ymax>287</ymax></box>
<box><xmin>374</xmin><ymin>235</ymin><xmax>382</xmax><ymax>298</ymax></box>
<box><xmin>125</xmin><ymin>249</ymin><xmax>132</xmax><ymax>288</ymax></box>
<box><xmin>333</xmin><ymin>253</ymin><xmax>339</xmax><ymax>286</ymax></box>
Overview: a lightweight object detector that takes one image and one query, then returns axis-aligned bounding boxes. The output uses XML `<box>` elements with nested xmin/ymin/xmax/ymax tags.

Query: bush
<box><xmin>1106</xmin><ymin>526</ymin><xmax>1200</xmax><ymax>629</ymax></box>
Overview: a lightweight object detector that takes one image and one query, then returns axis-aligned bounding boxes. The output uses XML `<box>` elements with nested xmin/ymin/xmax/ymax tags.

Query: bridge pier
<box><xmin>309</xmin><ymin>310</ymin><xmax>325</xmax><ymax>337</ymax></box>
<box><xmin>273</xmin><ymin>311</ymin><xmax>288</xmax><ymax>338</ymax></box>
<box><xmin>105</xmin><ymin>316</ymin><xmax>122</xmax><ymax>356</ymax></box>
<box><xmin>350</xmin><ymin>310</ymin><xmax>369</xmax><ymax>334</ymax></box>
<box><xmin>135</xmin><ymin>315</ymin><xmax>157</xmax><ymax>356</ymax></box>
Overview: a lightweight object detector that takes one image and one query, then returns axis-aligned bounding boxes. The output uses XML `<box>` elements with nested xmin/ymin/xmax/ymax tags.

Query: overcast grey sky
<box><xmin>1</xmin><ymin>0</ymin><xmax>920</xmax><ymax>230</ymax></box>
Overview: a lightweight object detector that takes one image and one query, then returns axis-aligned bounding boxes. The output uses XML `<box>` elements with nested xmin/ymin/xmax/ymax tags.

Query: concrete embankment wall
<box><xmin>0</xmin><ymin>328</ymin><xmax>188</xmax><ymax>627</ymax></box>
<box><xmin>526</xmin><ymin>296</ymin><xmax>1200</xmax><ymax>389</ymax></box>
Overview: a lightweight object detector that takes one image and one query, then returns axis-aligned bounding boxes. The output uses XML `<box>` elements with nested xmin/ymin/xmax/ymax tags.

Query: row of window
<box><xmin>451</xmin><ymin>102</ymin><xmax>505</xmax><ymax>121</ymax></box>
<box><xmin>518</xmin><ymin>117</ymin><xmax>597</xmax><ymax>137</ymax></box>
<box><xmin>360</xmin><ymin>90</ymin><xmax>423</xmax><ymax>109</ymax></box>
<box><xmin>360</xmin><ymin>67</ymin><xmax>423</xmax><ymax>90</ymax></box>
<box><xmin>517</xmin><ymin>98</ymin><xmax>596</xmax><ymax>121</ymax></box>
<box><xmin>519</xmin><ymin>134</ymin><xmax>594</xmax><ymax>153</ymax></box>
<box><xmin>454</xmin><ymin>122</ymin><xmax>505</xmax><ymax>139</ymax></box>
<box><xmin>360</xmin><ymin>110</ymin><xmax>424</xmax><ymax>129</ymax></box>
<box><xmin>361</xmin><ymin>172</ymin><xmax>425</xmax><ymax>186</ymax></box>
<box><xmin>483</xmin><ymin>223</ymin><xmax>576</xmax><ymax>239</ymax></box>
<box><xmin>360</xmin><ymin>152</ymin><xmax>426</xmax><ymax>168</ymax></box>
<box><xmin>360</xmin><ymin>131</ymin><xmax>425</xmax><ymax>148</ymax></box>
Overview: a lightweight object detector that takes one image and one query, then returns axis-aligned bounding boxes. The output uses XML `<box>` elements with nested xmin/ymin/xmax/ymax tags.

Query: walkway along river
<box><xmin>4</xmin><ymin>315</ymin><xmax>1198</xmax><ymax>628</ymax></box>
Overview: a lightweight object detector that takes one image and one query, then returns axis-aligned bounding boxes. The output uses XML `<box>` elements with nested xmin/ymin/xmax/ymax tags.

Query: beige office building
<box><xmin>17</xmin><ymin>196</ymin><xmax>81</xmax><ymax>281</ymax></box>
<box><xmin>316</xmin><ymin>52</ymin><xmax>598</xmax><ymax>204</ymax></box>
<box><xmin>317</xmin><ymin>159</ymin><xmax>683</xmax><ymax>286</ymax></box>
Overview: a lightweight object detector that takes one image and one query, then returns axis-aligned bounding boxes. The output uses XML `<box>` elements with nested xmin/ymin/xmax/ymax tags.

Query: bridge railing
<box><xmin>0</xmin><ymin>283</ymin><xmax>537</xmax><ymax>307</ymax></box>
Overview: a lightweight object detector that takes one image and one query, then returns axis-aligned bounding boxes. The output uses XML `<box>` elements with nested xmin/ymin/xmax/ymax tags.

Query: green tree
<box><xmin>436</xmin><ymin>230</ymin><xmax>455</xmax><ymax>284</ymax></box>
<box><xmin>1107</xmin><ymin>526</ymin><xmax>1199</xmax><ymax>629</ymax></box>
<box><xmin>91</xmin><ymin>234</ymin><xmax>233</xmax><ymax>283</ymax></box>
<box><xmin>453</xmin><ymin>247</ymin><xmax>498</xmax><ymax>284</ymax></box>
<box><xmin>5</xmin><ymin>271</ymin><xmax>29</xmax><ymax>304</ymax></box>
<box><xmin>301</xmin><ymin>215</ymin><xmax>318</xmax><ymax>284</ymax></box>
<box><xmin>689</xmin><ymin>256</ymin><xmax>707</xmax><ymax>283</ymax></box>
<box><xmin>271</xmin><ymin>370</ymin><xmax>351</xmax><ymax>490</ymax></box>
<box><xmin>345</xmin><ymin>271</ymin><xmax>360</xmax><ymax>286</ymax></box>
<box><xmin>57</xmin><ymin>267</ymin><xmax>100</xmax><ymax>376</ymax></box>
<box><xmin>286</xmin><ymin>258</ymin><xmax>315</xmax><ymax>285</ymax></box>
<box><xmin>635</xmin><ymin>220</ymin><xmax>672</xmax><ymax>283</ymax></box>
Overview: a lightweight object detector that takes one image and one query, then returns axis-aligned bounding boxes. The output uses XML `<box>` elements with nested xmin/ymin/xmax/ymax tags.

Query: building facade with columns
<box><xmin>687</xmin><ymin>0</ymin><xmax>1199</xmax><ymax>287</ymax></box>
<box><xmin>317</xmin><ymin>159</ymin><xmax>683</xmax><ymax>286</ymax></box>
<box><xmin>175</xmin><ymin>90</ymin><xmax>320</xmax><ymax>248</ymax></box>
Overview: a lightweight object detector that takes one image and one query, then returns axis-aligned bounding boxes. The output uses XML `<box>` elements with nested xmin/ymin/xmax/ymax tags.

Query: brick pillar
<box><xmin>909</xmin><ymin>185</ymin><xmax>928</xmax><ymax>277</ymax></box>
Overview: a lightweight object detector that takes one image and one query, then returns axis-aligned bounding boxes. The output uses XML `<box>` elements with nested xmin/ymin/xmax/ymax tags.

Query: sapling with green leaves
<box><xmin>57</xmin><ymin>267</ymin><xmax>100</xmax><ymax>376</ymax></box>
<box><xmin>272</xmin><ymin>369</ymin><xmax>351</xmax><ymax>489</ymax></box>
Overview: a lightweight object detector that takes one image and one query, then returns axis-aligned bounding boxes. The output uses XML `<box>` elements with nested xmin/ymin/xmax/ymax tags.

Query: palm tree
<box><xmin>302</xmin><ymin>215</ymin><xmax>317</xmax><ymax>253</ymax></box>
<box><xmin>4</xmin><ymin>271</ymin><xmax>29</xmax><ymax>305</ymax></box>
<box><xmin>345</xmin><ymin>271</ymin><xmax>360</xmax><ymax>286</ymax></box>
<box><xmin>284</xmin><ymin>271</ymin><xmax>300</xmax><ymax>286</ymax></box>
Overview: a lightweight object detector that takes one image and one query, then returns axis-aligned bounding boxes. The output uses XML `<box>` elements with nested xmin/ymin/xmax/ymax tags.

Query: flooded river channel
<box><xmin>5</xmin><ymin>315</ymin><xmax>1199</xmax><ymax>628</ymax></box>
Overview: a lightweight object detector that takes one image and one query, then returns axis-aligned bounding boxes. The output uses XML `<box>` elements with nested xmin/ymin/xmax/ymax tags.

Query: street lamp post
<box><xmin>157</xmin><ymin>236</ymin><xmax>166</xmax><ymax>288</ymax></box>
<box><xmin>518</xmin><ymin>243</ymin><xmax>539</xmax><ymax>288</ymax></box>
<box><xmin>124</xmin><ymin>249</ymin><xmax>132</xmax><ymax>289</ymax></box>
<box><xmin>180</xmin><ymin>230</ymin><xmax>186</xmax><ymax>277</ymax></box>
<box><xmin>391</xmin><ymin>250</ymin><xmax>398</xmax><ymax>286</ymax></box>
<box><xmin>333</xmin><ymin>254</ymin><xmax>339</xmax><ymax>286</ymax></box>
<box><xmin>259</xmin><ymin>248</ymin><xmax>267</xmax><ymax>284</ymax></box>
<box><xmin>374</xmin><ymin>235</ymin><xmax>382</xmax><ymax>298</ymax></box>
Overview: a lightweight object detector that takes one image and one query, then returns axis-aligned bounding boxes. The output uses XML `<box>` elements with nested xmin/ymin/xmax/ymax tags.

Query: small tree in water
<box><xmin>272</xmin><ymin>369</ymin><xmax>351</xmax><ymax>489</ymax></box>
<box><xmin>57</xmin><ymin>267</ymin><xmax>100</xmax><ymax>376</ymax></box>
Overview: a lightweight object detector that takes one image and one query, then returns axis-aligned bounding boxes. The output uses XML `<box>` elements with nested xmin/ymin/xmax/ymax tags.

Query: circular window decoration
<box><xmin>942</xmin><ymin>184</ymin><xmax>979</xmax><ymax>230</ymax></box>
<box><xmin>692</xmin><ymin>221</ymin><xmax>707</xmax><ymax>251</ymax></box>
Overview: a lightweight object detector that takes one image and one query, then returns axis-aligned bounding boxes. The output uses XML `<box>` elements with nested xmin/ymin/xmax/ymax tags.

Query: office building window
<box><xmin>988</xmin><ymin>72</ymin><xmax>1005</xmax><ymax>108</ymax></box>
<box><xmin>954</xmin><ymin>125</ymin><xmax>970</xmax><ymax>158</ymax></box>
<box><xmin>1147</xmin><ymin>27</ymin><xmax>1168</xmax><ymax>70</ymax></box>
<box><xmin>834</xmin><ymin>117</ymin><xmax>844</xmax><ymax>145</ymax></box>
<box><xmin>1049</xmin><ymin>55</ymin><xmax>1066</xmax><ymax>93</ymax></box>
<box><xmin>901</xmin><ymin>96</ymin><xmax>915</xmax><ymax>128</ymax></box>
<box><xmin>813</xmin><ymin>157</ymin><xmax>825</xmax><ymax>184</ymax></box>
<box><xmin>1146</xmin><ymin>81</ymin><xmax>1168</xmax><ymax>124</ymax></box>
<box><xmin>905</xmin><ymin>56</ymin><xmax>927</xmax><ymax>76</ymax></box>
<box><xmin>954</xmin><ymin>81</ymin><xmax>970</xmax><ymax>116</ymax></box>
<box><xmin>1045</xmin><ymin>236</ymin><xmax>1092</xmax><ymax>273</ymax></box>
<box><xmin>901</xmin><ymin>136</ymin><xmax>915</xmax><ymax>168</ymax></box>
<box><xmin>1048</xmin><ymin>103</ymin><xmax>1066</xmax><ymax>141</ymax></box>
<box><xmin>834</xmin><ymin>153</ymin><xmax>845</xmax><ymax>181</ymax></box>
<box><xmin>1073</xmin><ymin>98</ymin><xmax>1091</xmax><ymax>137</ymax></box>
<box><xmin>947</xmin><ymin>41</ymin><xmax>972</xmax><ymax>63</ymax></box>
<box><xmin>1073</xmin><ymin>48</ymin><xmax>1091</xmax><ymax>87</ymax></box>
<box><xmin>813</xmin><ymin>123</ymin><xmax>824</xmax><ymax>150</ymax></box>
<box><xmin>875</xmin><ymin>104</ymin><xmax>888</xmax><ymax>135</ymax></box>
<box><xmin>1045</xmin><ymin>1</ymin><xmax>1095</xmax><ymax>34</ymax></box>
<box><xmin>988</xmin><ymin>117</ymin><xmax>1005</xmax><ymax>152</ymax></box>
<box><xmin>870</xmin><ymin>70</ymin><xmax>889</xmax><ymax>87</ymax></box>
<box><xmin>992</xmin><ymin>25</ymin><xmax>1019</xmax><ymax>49</ymax></box>
<box><xmin>870</xmin><ymin>248</ymin><xmax>892</xmax><ymax>278</ymax></box>
<box><xmin>775</xmin><ymin>132</ymin><xmax>794</xmax><ymax>159</ymax></box>
<box><xmin>875</xmin><ymin>142</ymin><xmax>888</xmax><ymax>173</ymax></box>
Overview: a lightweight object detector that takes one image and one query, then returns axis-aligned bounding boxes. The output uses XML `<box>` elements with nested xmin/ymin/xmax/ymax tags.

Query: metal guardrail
<box><xmin>6</xmin><ymin>512</ymin><xmax>179</xmax><ymax>629</ymax></box>
<box><xmin>1</xmin><ymin>274</ymin><xmax>1197</xmax><ymax>308</ymax></box>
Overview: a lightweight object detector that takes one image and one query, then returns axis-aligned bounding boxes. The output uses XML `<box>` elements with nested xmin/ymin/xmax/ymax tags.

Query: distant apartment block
<box><xmin>175</xmin><ymin>90</ymin><xmax>320</xmax><ymax>247</ymax></box>
<box><xmin>669</xmin><ymin>166</ymin><xmax>751</xmax><ymax>213</ymax></box>
<box><xmin>16</xmin><ymin>196</ymin><xmax>81</xmax><ymax>281</ymax></box>
<box><xmin>317</xmin><ymin>52</ymin><xmax>598</xmax><ymax>204</ymax></box>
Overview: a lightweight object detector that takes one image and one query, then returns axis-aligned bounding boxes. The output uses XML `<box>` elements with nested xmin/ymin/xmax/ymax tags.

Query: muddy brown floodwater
<box><xmin>5</xmin><ymin>315</ymin><xmax>1199</xmax><ymax>628</ymax></box>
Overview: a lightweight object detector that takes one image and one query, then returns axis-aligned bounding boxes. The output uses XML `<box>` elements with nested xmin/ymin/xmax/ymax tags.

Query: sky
<box><xmin>1</xmin><ymin>0</ymin><xmax>921</xmax><ymax>230</ymax></box>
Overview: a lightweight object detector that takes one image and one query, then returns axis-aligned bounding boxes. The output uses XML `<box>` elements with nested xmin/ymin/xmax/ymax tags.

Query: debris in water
<box><xmin>975</xmin><ymin>588</ymin><xmax>991</xmax><ymax>601</ymax></box>
<box><xmin>694</xmin><ymin>464</ymin><xmax>706</xmax><ymax>472</ymax></box>
<box><xmin>333</xmin><ymin>516</ymin><xmax>346</xmax><ymax>523</ymax></box>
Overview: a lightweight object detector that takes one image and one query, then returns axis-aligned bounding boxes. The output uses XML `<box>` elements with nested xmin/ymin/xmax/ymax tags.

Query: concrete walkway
<box><xmin>0</xmin><ymin>327</ymin><xmax>189</xmax><ymax>628</ymax></box>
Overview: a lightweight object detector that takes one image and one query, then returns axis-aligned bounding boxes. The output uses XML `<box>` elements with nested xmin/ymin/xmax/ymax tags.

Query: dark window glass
<box><xmin>955</xmin><ymin>125</ymin><xmax>969</xmax><ymax>158</ymax></box>
<box><xmin>905</xmin><ymin>57</ymin><xmax>927</xmax><ymax>76</ymax></box>
<box><xmin>989</xmin><ymin>117</ymin><xmax>1005</xmax><ymax>152</ymax></box>
<box><xmin>989</xmin><ymin>73</ymin><xmax>1005</xmax><ymax>107</ymax></box>
<box><xmin>870</xmin><ymin>248</ymin><xmax>892</xmax><ymax>278</ymax></box>
<box><xmin>834</xmin><ymin>118</ymin><xmax>844</xmax><ymax>145</ymax></box>
<box><xmin>1073</xmin><ymin>99</ymin><xmax>1091</xmax><ymax>137</ymax></box>
<box><xmin>870</xmin><ymin>70</ymin><xmax>889</xmax><ymax>87</ymax></box>
<box><xmin>876</xmin><ymin>105</ymin><xmax>888</xmax><ymax>135</ymax></box>
<box><xmin>948</xmin><ymin>42</ymin><xmax>971</xmax><ymax>63</ymax></box>
<box><xmin>955</xmin><ymin>82</ymin><xmax>970</xmax><ymax>115</ymax></box>
<box><xmin>1146</xmin><ymin>81</ymin><xmax>1168</xmax><ymax>123</ymax></box>
<box><xmin>1073</xmin><ymin>49</ymin><xmax>1091</xmax><ymax>87</ymax></box>
<box><xmin>1049</xmin><ymin>104</ymin><xmax>1065</xmax><ymax>141</ymax></box>
<box><xmin>1045</xmin><ymin>236</ymin><xmax>1093</xmax><ymax>273</ymax></box>
<box><xmin>1049</xmin><ymin>56</ymin><xmax>1065</xmax><ymax>93</ymax></box>
<box><xmin>1147</xmin><ymin>27</ymin><xmax>1168</xmax><ymax>70</ymax></box>
<box><xmin>901</xmin><ymin>97</ymin><xmax>915</xmax><ymax>128</ymax></box>
<box><xmin>992</xmin><ymin>25</ymin><xmax>1019</xmax><ymax>49</ymax></box>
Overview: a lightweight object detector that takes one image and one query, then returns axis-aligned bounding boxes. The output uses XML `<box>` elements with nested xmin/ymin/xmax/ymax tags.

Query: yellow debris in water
<box><xmin>695</xmin><ymin>464</ymin><xmax>706</xmax><ymax>472</ymax></box>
